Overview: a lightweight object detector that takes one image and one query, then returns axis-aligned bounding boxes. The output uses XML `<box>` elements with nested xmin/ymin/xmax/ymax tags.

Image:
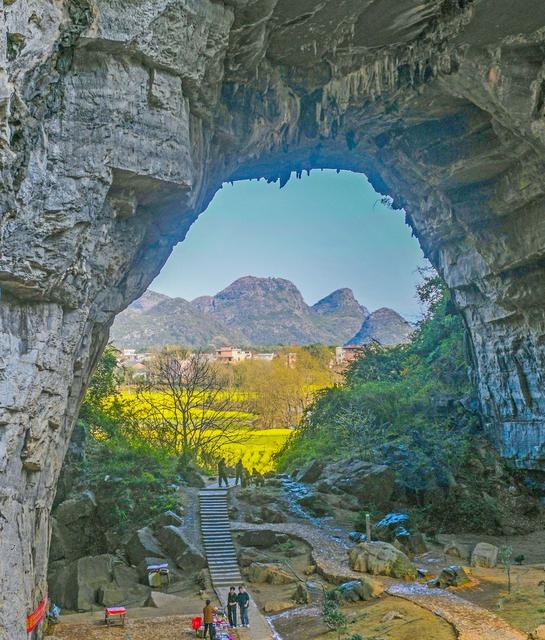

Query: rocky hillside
<box><xmin>347</xmin><ymin>307</ymin><xmax>414</xmax><ymax>346</ymax></box>
<box><xmin>110</xmin><ymin>276</ymin><xmax>409</xmax><ymax>349</ymax></box>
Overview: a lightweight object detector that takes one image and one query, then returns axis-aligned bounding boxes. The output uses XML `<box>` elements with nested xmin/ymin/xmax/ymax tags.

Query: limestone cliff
<box><xmin>3</xmin><ymin>1</ymin><xmax>545</xmax><ymax>637</ymax></box>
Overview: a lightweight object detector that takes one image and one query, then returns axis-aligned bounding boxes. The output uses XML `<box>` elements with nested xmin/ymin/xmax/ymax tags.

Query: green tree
<box><xmin>130</xmin><ymin>349</ymin><xmax>248</xmax><ymax>464</ymax></box>
<box><xmin>80</xmin><ymin>344</ymin><xmax>124</xmax><ymax>438</ymax></box>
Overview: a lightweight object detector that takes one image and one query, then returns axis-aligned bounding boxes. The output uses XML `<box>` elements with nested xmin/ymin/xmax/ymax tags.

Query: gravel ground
<box><xmin>49</xmin><ymin>615</ymin><xmax>196</xmax><ymax>640</ymax></box>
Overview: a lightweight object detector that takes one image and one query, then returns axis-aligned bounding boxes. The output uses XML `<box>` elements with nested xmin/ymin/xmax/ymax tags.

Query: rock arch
<box><xmin>3</xmin><ymin>1</ymin><xmax>545</xmax><ymax>636</ymax></box>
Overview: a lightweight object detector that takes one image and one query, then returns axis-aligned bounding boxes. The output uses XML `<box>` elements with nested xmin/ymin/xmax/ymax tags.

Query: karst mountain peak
<box><xmin>112</xmin><ymin>276</ymin><xmax>409</xmax><ymax>349</ymax></box>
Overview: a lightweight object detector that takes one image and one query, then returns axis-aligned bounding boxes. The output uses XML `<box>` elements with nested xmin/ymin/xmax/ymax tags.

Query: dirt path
<box><xmin>387</xmin><ymin>583</ymin><xmax>527</xmax><ymax>640</ymax></box>
<box><xmin>232</xmin><ymin>522</ymin><xmax>528</xmax><ymax>640</ymax></box>
<box><xmin>233</xmin><ymin>521</ymin><xmax>360</xmax><ymax>584</ymax></box>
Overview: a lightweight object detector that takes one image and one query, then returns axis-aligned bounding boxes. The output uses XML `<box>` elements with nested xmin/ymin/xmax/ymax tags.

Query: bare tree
<box><xmin>131</xmin><ymin>348</ymin><xmax>248</xmax><ymax>463</ymax></box>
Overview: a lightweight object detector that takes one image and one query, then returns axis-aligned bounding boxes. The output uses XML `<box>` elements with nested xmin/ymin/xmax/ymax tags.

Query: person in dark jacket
<box><xmin>218</xmin><ymin>458</ymin><xmax>229</xmax><ymax>488</ymax></box>
<box><xmin>227</xmin><ymin>586</ymin><xmax>238</xmax><ymax>628</ymax></box>
<box><xmin>237</xmin><ymin>585</ymin><xmax>250</xmax><ymax>627</ymax></box>
<box><xmin>235</xmin><ymin>459</ymin><xmax>244</xmax><ymax>486</ymax></box>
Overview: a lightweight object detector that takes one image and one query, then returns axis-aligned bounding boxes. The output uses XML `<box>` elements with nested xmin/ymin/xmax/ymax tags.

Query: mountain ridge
<box><xmin>111</xmin><ymin>277</ymin><xmax>411</xmax><ymax>349</ymax></box>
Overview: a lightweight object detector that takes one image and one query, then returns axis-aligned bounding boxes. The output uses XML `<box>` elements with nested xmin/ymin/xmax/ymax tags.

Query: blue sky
<box><xmin>151</xmin><ymin>170</ymin><xmax>429</xmax><ymax>320</ymax></box>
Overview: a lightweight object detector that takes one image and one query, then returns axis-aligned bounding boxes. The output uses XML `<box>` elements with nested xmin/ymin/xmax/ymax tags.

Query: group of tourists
<box><xmin>217</xmin><ymin>458</ymin><xmax>264</xmax><ymax>488</ymax></box>
<box><xmin>202</xmin><ymin>585</ymin><xmax>250</xmax><ymax>637</ymax></box>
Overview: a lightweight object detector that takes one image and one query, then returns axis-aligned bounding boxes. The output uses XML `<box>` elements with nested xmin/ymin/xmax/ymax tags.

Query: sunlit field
<box><xmin>218</xmin><ymin>428</ymin><xmax>292</xmax><ymax>473</ymax></box>
<box><xmin>115</xmin><ymin>391</ymin><xmax>291</xmax><ymax>473</ymax></box>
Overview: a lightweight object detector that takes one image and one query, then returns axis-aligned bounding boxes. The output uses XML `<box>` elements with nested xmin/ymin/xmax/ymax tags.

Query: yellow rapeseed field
<box><xmin>117</xmin><ymin>391</ymin><xmax>291</xmax><ymax>473</ymax></box>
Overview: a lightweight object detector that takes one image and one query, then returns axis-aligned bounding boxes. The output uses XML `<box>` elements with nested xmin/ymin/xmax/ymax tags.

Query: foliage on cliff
<box><xmin>278</xmin><ymin>273</ymin><xmax>476</xmax><ymax>468</ymax></box>
<box><xmin>61</xmin><ymin>346</ymin><xmax>180</xmax><ymax>534</ymax></box>
<box><xmin>277</xmin><ymin>275</ymin><xmax>531</xmax><ymax>531</ymax></box>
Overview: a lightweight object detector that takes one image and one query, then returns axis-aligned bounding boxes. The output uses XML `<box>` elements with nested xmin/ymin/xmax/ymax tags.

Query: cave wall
<box><xmin>2</xmin><ymin>0</ymin><xmax>545</xmax><ymax>637</ymax></box>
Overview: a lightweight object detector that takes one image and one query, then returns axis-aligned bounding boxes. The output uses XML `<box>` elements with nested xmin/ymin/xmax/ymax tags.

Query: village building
<box><xmin>215</xmin><ymin>346</ymin><xmax>251</xmax><ymax>364</ymax></box>
<box><xmin>252</xmin><ymin>352</ymin><xmax>276</xmax><ymax>361</ymax></box>
<box><xmin>335</xmin><ymin>344</ymin><xmax>366</xmax><ymax>367</ymax></box>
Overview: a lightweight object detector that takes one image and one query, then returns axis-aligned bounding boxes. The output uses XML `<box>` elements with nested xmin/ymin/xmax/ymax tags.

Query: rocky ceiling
<box><xmin>2</xmin><ymin>0</ymin><xmax>545</xmax><ymax>636</ymax></box>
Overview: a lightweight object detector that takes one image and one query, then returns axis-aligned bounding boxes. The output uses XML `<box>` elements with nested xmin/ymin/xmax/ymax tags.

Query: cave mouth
<box><xmin>147</xmin><ymin>169</ymin><xmax>429</xmax><ymax>330</ymax></box>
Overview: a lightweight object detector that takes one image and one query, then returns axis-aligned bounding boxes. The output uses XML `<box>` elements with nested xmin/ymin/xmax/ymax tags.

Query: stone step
<box><xmin>209</xmin><ymin>568</ymin><xmax>242</xmax><ymax>574</ymax></box>
<box><xmin>204</xmin><ymin>538</ymin><xmax>233</xmax><ymax>542</ymax></box>
<box><xmin>201</xmin><ymin>519</ymin><xmax>229</xmax><ymax>524</ymax></box>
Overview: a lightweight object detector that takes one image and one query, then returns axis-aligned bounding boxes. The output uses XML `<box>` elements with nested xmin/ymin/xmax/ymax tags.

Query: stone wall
<box><xmin>3</xmin><ymin>1</ymin><xmax>545</xmax><ymax>637</ymax></box>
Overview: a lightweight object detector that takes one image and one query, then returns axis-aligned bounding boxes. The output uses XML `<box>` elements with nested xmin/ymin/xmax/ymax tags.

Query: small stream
<box><xmin>257</xmin><ymin>475</ymin><xmax>355</xmax><ymax>639</ymax></box>
<box><xmin>277</xmin><ymin>475</ymin><xmax>318</xmax><ymax>523</ymax></box>
<box><xmin>278</xmin><ymin>474</ymin><xmax>348</xmax><ymax>543</ymax></box>
<box><xmin>266</xmin><ymin>606</ymin><xmax>322</xmax><ymax>640</ymax></box>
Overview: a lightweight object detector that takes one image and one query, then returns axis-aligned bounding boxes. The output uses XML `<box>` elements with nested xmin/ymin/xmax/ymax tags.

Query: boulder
<box><xmin>247</xmin><ymin>562</ymin><xmax>297</xmax><ymax>585</ymax></box>
<box><xmin>372</xmin><ymin>514</ymin><xmax>427</xmax><ymax>556</ymax></box>
<box><xmin>443</xmin><ymin>541</ymin><xmax>468</xmax><ymax>560</ymax></box>
<box><xmin>297</xmin><ymin>460</ymin><xmax>324</xmax><ymax>484</ymax></box>
<box><xmin>298</xmin><ymin>493</ymin><xmax>331</xmax><ymax>517</ymax></box>
<box><xmin>146</xmin><ymin>591</ymin><xmax>185</xmax><ymax>609</ymax></box>
<box><xmin>73</xmin><ymin>554</ymin><xmax>116</xmax><ymax>611</ymax></box>
<box><xmin>152</xmin><ymin>510</ymin><xmax>183</xmax><ymax>529</ymax></box>
<box><xmin>405</xmin><ymin>533</ymin><xmax>427</xmax><ymax>555</ymax></box>
<box><xmin>433</xmin><ymin>565</ymin><xmax>471</xmax><ymax>589</ymax></box>
<box><xmin>323</xmin><ymin>492</ymin><xmax>361</xmax><ymax>512</ymax></box>
<box><xmin>180</xmin><ymin>464</ymin><xmax>205</xmax><ymax>488</ymax></box>
<box><xmin>318</xmin><ymin>459</ymin><xmax>395</xmax><ymax>508</ymax></box>
<box><xmin>238</xmin><ymin>530</ymin><xmax>283</xmax><ymax>549</ymax></box>
<box><xmin>530</xmin><ymin>624</ymin><xmax>545</xmax><ymax>640</ymax></box>
<box><xmin>373</xmin><ymin>513</ymin><xmax>410</xmax><ymax>543</ymax></box>
<box><xmin>125</xmin><ymin>527</ymin><xmax>165</xmax><ymax>566</ymax></box>
<box><xmin>49</xmin><ymin>553</ymin><xmax>151</xmax><ymax>612</ymax></box>
<box><xmin>471</xmin><ymin>542</ymin><xmax>498</xmax><ymax>568</ymax></box>
<box><xmin>238</xmin><ymin>547</ymin><xmax>270</xmax><ymax>567</ymax></box>
<box><xmin>349</xmin><ymin>531</ymin><xmax>367</xmax><ymax>543</ymax></box>
<box><xmin>155</xmin><ymin>525</ymin><xmax>206</xmax><ymax>570</ymax></box>
<box><xmin>293</xmin><ymin>583</ymin><xmax>311</xmax><ymax>604</ymax></box>
<box><xmin>237</xmin><ymin>487</ymin><xmax>284</xmax><ymax>507</ymax></box>
<box><xmin>245</xmin><ymin>512</ymin><xmax>264</xmax><ymax>524</ymax></box>
<box><xmin>263</xmin><ymin>600</ymin><xmax>293</xmax><ymax>613</ymax></box>
<box><xmin>348</xmin><ymin>542</ymin><xmax>416</xmax><ymax>580</ymax></box>
<box><xmin>98</xmin><ymin>581</ymin><xmax>150</xmax><ymax>608</ymax></box>
<box><xmin>336</xmin><ymin>578</ymin><xmax>383</xmax><ymax>602</ymax></box>
<box><xmin>228</xmin><ymin>506</ymin><xmax>240</xmax><ymax>520</ymax></box>
<box><xmin>50</xmin><ymin>492</ymin><xmax>100</xmax><ymax>562</ymax></box>
<box><xmin>261</xmin><ymin>505</ymin><xmax>288</xmax><ymax>523</ymax></box>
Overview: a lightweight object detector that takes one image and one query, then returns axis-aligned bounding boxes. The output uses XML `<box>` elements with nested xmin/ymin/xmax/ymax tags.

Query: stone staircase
<box><xmin>199</xmin><ymin>484</ymin><xmax>274</xmax><ymax>640</ymax></box>
<box><xmin>199</xmin><ymin>487</ymin><xmax>243</xmax><ymax>588</ymax></box>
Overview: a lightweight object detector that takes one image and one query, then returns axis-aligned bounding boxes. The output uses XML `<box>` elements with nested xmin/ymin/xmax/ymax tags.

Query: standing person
<box><xmin>218</xmin><ymin>458</ymin><xmax>229</xmax><ymax>488</ymax></box>
<box><xmin>237</xmin><ymin>585</ymin><xmax>250</xmax><ymax>628</ymax></box>
<box><xmin>227</xmin><ymin>586</ymin><xmax>238</xmax><ymax>628</ymax></box>
<box><xmin>252</xmin><ymin>467</ymin><xmax>264</xmax><ymax>487</ymax></box>
<box><xmin>235</xmin><ymin>459</ymin><xmax>244</xmax><ymax>486</ymax></box>
<box><xmin>203</xmin><ymin>599</ymin><xmax>216</xmax><ymax>639</ymax></box>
